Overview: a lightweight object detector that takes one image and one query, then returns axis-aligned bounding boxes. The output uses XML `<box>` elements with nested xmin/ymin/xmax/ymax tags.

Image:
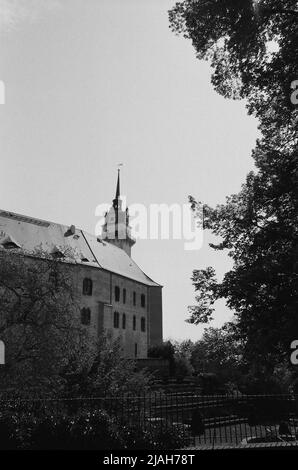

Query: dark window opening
<box><xmin>133</xmin><ymin>315</ymin><xmax>136</xmax><ymax>331</ymax></box>
<box><xmin>83</xmin><ymin>278</ymin><xmax>93</xmax><ymax>296</ymax></box>
<box><xmin>123</xmin><ymin>288</ymin><xmax>126</xmax><ymax>304</ymax></box>
<box><xmin>141</xmin><ymin>317</ymin><xmax>146</xmax><ymax>332</ymax></box>
<box><xmin>134</xmin><ymin>343</ymin><xmax>138</xmax><ymax>358</ymax></box>
<box><xmin>141</xmin><ymin>294</ymin><xmax>146</xmax><ymax>308</ymax></box>
<box><xmin>113</xmin><ymin>311</ymin><xmax>120</xmax><ymax>328</ymax></box>
<box><xmin>122</xmin><ymin>313</ymin><xmax>126</xmax><ymax>329</ymax></box>
<box><xmin>133</xmin><ymin>291</ymin><xmax>136</xmax><ymax>306</ymax></box>
<box><xmin>81</xmin><ymin>308</ymin><xmax>91</xmax><ymax>325</ymax></box>
<box><xmin>115</xmin><ymin>286</ymin><xmax>120</xmax><ymax>302</ymax></box>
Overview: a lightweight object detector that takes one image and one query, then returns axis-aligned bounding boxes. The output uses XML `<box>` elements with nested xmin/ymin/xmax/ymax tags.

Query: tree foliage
<box><xmin>169</xmin><ymin>0</ymin><xmax>298</xmax><ymax>143</ymax></box>
<box><xmin>191</xmin><ymin>325</ymin><xmax>243</xmax><ymax>379</ymax></box>
<box><xmin>64</xmin><ymin>333</ymin><xmax>153</xmax><ymax>397</ymax></box>
<box><xmin>0</xmin><ymin>249</ymin><xmax>94</xmax><ymax>396</ymax></box>
<box><xmin>169</xmin><ymin>1</ymin><xmax>298</xmax><ymax>369</ymax></box>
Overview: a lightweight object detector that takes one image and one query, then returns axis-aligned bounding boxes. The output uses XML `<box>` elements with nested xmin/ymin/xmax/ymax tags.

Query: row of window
<box><xmin>114</xmin><ymin>287</ymin><xmax>146</xmax><ymax>308</ymax></box>
<box><xmin>82</xmin><ymin>278</ymin><xmax>146</xmax><ymax>308</ymax></box>
<box><xmin>113</xmin><ymin>312</ymin><xmax>146</xmax><ymax>332</ymax></box>
<box><xmin>80</xmin><ymin>307</ymin><xmax>146</xmax><ymax>333</ymax></box>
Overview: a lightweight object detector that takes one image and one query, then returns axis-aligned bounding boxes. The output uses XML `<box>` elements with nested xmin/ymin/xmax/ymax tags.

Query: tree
<box><xmin>169</xmin><ymin>0</ymin><xmax>298</xmax><ymax>371</ymax></box>
<box><xmin>64</xmin><ymin>333</ymin><xmax>152</xmax><ymax>397</ymax></box>
<box><xmin>0</xmin><ymin>248</ymin><xmax>95</xmax><ymax>397</ymax></box>
<box><xmin>172</xmin><ymin>340</ymin><xmax>194</xmax><ymax>378</ymax></box>
<box><xmin>148</xmin><ymin>341</ymin><xmax>176</xmax><ymax>375</ymax></box>
<box><xmin>169</xmin><ymin>0</ymin><xmax>298</xmax><ymax>143</ymax></box>
<box><xmin>191</xmin><ymin>325</ymin><xmax>243</xmax><ymax>381</ymax></box>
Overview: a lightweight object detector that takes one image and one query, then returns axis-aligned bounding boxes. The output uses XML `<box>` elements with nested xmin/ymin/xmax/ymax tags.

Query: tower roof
<box><xmin>113</xmin><ymin>168</ymin><xmax>121</xmax><ymax>209</ymax></box>
<box><xmin>115</xmin><ymin>168</ymin><xmax>120</xmax><ymax>199</ymax></box>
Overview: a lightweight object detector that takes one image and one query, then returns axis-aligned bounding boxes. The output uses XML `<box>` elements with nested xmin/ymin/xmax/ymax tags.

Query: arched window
<box><xmin>114</xmin><ymin>311</ymin><xmax>120</xmax><ymax>328</ymax></box>
<box><xmin>81</xmin><ymin>307</ymin><xmax>91</xmax><ymax>325</ymax></box>
<box><xmin>115</xmin><ymin>286</ymin><xmax>120</xmax><ymax>302</ymax></box>
<box><xmin>133</xmin><ymin>291</ymin><xmax>136</xmax><ymax>306</ymax></box>
<box><xmin>133</xmin><ymin>315</ymin><xmax>136</xmax><ymax>331</ymax></box>
<box><xmin>141</xmin><ymin>294</ymin><xmax>146</xmax><ymax>308</ymax></box>
<box><xmin>141</xmin><ymin>317</ymin><xmax>146</xmax><ymax>332</ymax></box>
<box><xmin>123</xmin><ymin>288</ymin><xmax>126</xmax><ymax>304</ymax></box>
<box><xmin>122</xmin><ymin>313</ymin><xmax>126</xmax><ymax>329</ymax></box>
<box><xmin>83</xmin><ymin>278</ymin><xmax>93</xmax><ymax>296</ymax></box>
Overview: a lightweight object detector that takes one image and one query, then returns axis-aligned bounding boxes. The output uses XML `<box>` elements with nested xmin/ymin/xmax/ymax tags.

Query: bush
<box><xmin>121</xmin><ymin>423</ymin><xmax>189</xmax><ymax>450</ymax></box>
<box><xmin>30</xmin><ymin>409</ymin><xmax>123</xmax><ymax>450</ymax></box>
<box><xmin>0</xmin><ymin>406</ymin><xmax>189</xmax><ymax>450</ymax></box>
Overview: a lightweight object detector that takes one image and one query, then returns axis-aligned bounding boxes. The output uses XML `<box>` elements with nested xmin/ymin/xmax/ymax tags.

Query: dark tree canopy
<box><xmin>169</xmin><ymin>0</ymin><xmax>298</xmax><ymax>369</ymax></box>
<box><xmin>169</xmin><ymin>0</ymin><xmax>298</xmax><ymax>144</ymax></box>
<box><xmin>0</xmin><ymin>249</ymin><xmax>94</xmax><ymax>397</ymax></box>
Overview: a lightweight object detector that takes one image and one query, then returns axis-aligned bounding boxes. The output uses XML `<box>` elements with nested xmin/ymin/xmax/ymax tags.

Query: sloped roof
<box><xmin>0</xmin><ymin>209</ymin><xmax>160</xmax><ymax>287</ymax></box>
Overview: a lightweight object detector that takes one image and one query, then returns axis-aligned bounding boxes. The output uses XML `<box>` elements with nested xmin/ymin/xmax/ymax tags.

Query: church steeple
<box><xmin>113</xmin><ymin>169</ymin><xmax>120</xmax><ymax>209</ymax></box>
<box><xmin>102</xmin><ymin>168</ymin><xmax>136</xmax><ymax>257</ymax></box>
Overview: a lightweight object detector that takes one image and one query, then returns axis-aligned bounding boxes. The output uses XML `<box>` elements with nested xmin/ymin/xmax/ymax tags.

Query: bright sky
<box><xmin>0</xmin><ymin>0</ymin><xmax>258</xmax><ymax>342</ymax></box>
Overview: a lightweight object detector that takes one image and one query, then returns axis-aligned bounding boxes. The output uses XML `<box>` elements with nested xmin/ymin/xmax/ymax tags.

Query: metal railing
<box><xmin>1</xmin><ymin>392</ymin><xmax>298</xmax><ymax>449</ymax></box>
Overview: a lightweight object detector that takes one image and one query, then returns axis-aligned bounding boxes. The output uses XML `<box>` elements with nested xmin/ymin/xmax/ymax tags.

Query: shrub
<box><xmin>30</xmin><ymin>409</ymin><xmax>123</xmax><ymax>450</ymax></box>
<box><xmin>121</xmin><ymin>423</ymin><xmax>189</xmax><ymax>450</ymax></box>
<box><xmin>0</xmin><ymin>402</ymin><xmax>189</xmax><ymax>450</ymax></box>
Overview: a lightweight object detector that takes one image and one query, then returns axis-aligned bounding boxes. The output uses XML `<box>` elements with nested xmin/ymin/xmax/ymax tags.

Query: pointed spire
<box><xmin>115</xmin><ymin>168</ymin><xmax>120</xmax><ymax>199</ymax></box>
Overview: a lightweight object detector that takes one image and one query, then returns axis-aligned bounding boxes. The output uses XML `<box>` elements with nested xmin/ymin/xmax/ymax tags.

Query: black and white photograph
<box><xmin>0</xmin><ymin>0</ymin><xmax>298</xmax><ymax>460</ymax></box>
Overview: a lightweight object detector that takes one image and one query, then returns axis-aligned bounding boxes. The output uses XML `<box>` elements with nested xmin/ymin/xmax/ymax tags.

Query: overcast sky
<box><xmin>0</xmin><ymin>0</ymin><xmax>259</xmax><ymax>342</ymax></box>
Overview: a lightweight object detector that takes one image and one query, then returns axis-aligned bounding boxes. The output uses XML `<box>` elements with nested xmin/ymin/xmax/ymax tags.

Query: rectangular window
<box><xmin>133</xmin><ymin>315</ymin><xmax>136</xmax><ymax>331</ymax></box>
<box><xmin>122</xmin><ymin>313</ymin><xmax>126</xmax><ymax>329</ymax></box>
<box><xmin>133</xmin><ymin>292</ymin><xmax>136</xmax><ymax>306</ymax></box>
<box><xmin>81</xmin><ymin>308</ymin><xmax>91</xmax><ymax>325</ymax></box>
<box><xmin>134</xmin><ymin>343</ymin><xmax>138</xmax><ymax>358</ymax></box>
<box><xmin>141</xmin><ymin>317</ymin><xmax>146</xmax><ymax>332</ymax></box>
<box><xmin>115</xmin><ymin>286</ymin><xmax>120</xmax><ymax>302</ymax></box>
<box><xmin>123</xmin><ymin>288</ymin><xmax>126</xmax><ymax>304</ymax></box>
<box><xmin>83</xmin><ymin>278</ymin><xmax>93</xmax><ymax>296</ymax></box>
<box><xmin>141</xmin><ymin>294</ymin><xmax>146</xmax><ymax>308</ymax></box>
<box><xmin>113</xmin><ymin>311</ymin><xmax>119</xmax><ymax>328</ymax></box>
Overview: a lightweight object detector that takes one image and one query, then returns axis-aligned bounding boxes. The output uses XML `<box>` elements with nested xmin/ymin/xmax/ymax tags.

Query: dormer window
<box><xmin>0</xmin><ymin>236</ymin><xmax>21</xmax><ymax>250</ymax></box>
<box><xmin>51</xmin><ymin>246</ymin><xmax>65</xmax><ymax>259</ymax></box>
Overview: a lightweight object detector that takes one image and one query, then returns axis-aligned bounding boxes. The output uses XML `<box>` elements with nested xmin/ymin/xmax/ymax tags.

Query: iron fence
<box><xmin>1</xmin><ymin>392</ymin><xmax>298</xmax><ymax>448</ymax></box>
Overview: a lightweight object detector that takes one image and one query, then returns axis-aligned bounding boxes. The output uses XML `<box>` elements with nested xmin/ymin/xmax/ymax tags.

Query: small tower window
<box><xmin>133</xmin><ymin>292</ymin><xmax>136</xmax><ymax>306</ymax></box>
<box><xmin>122</xmin><ymin>313</ymin><xmax>126</xmax><ymax>329</ymax></box>
<box><xmin>141</xmin><ymin>317</ymin><xmax>146</xmax><ymax>332</ymax></box>
<box><xmin>134</xmin><ymin>343</ymin><xmax>138</xmax><ymax>358</ymax></box>
<box><xmin>141</xmin><ymin>294</ymin><xmax>146</xmax><ymax>308</ymax></box>
<box><xmin>133</xmin><ymin>315</ymin><xmax>136</xmax><ymax>331</ymax></box>
<box><xmin>81</xmin><ymin>308</ymin><xmax>91</xmax><ymax>325</ymax></box>
<box><xmin>113</xmin><ymin>311</ymin><xmax>120</xmax><ymax>328</ymax></box>
<box><xmin>83</xmin><ymin>278</ymin><xmax>93</xmax><ymax>296</ymax></box>
<box><xmin>123</xmin><ymin>288</ymin><xmax>126</xmax><ymax>304</ymax></box>
<box><xmin>115</xmin><ymin>286</ymin><xmax>120</xmax><ymax>302</ymax></box>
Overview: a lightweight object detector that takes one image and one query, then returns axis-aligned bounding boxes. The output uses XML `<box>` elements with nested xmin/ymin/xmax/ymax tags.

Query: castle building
<box><xmin>0</xmin><ymin>173</ymin><xmax>163</xmax><ymax>358</ymax></box>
